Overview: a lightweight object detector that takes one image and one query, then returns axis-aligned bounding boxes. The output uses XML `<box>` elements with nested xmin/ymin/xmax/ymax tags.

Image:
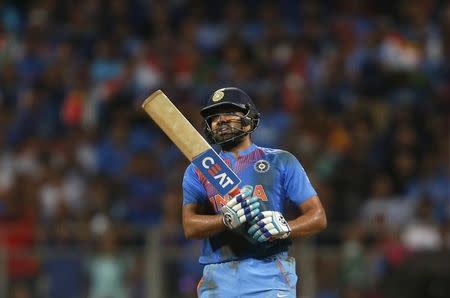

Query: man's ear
<box><xmin>241</xmin><ymin>116</ymin><xmax>252</xmax><ymax>128</ymax></box>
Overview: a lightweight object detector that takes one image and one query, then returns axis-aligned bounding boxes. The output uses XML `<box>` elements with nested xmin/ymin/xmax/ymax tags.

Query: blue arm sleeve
<box><xmin>283</xmin><ymin>152</ymin><xmax>317</xmax><ymax>205</ymax></box>
<box><xmin>182</xmin><ymin>164</ymin><xmax>207</xmax><ymax>205</ymax></box>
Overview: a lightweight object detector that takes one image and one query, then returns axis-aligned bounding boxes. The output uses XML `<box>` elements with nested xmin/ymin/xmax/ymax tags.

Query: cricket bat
<box><xmin>142</xmin><ymin>90</ymin><xmax>241</xmax><ymax>197</ymax></box>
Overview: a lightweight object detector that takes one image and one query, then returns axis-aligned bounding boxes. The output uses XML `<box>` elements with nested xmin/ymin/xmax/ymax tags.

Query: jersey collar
<box><xmin>220</xmin><ymin>143</ymin><xmax>258</xmax><ymax>159</ymax></box>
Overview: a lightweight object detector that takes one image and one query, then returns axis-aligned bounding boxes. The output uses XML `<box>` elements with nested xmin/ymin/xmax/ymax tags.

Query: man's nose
<box><xmin>217</xmin><ymin>114</ymin><xmax>233</xmax><ymax>123</ymax></box>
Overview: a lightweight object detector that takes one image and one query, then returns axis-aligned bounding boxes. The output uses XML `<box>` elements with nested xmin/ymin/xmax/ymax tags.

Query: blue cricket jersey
<box><xmin>182</xmin><ymin>143</ymin><xmax>317</xmax><ymax>264</ymax></box>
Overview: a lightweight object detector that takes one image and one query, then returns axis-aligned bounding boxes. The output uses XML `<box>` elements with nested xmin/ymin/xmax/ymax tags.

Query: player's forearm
<box><xmin>183</xmin><ymin>214</ymin><xmax>227</xmax><ymax>239</ymax></box>
<box><xmin>288</xmin><ymin>208</ymin><xmax>327</xmax><ymax>238</ymax></box>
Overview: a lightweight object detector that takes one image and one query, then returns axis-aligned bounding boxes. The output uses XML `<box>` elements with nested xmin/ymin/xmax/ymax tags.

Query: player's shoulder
<box><xmin>256</xmin><ymin>146</ymin><xmax>302</xmax><ymax>168</ymax></box>
<box><xmin>184</xmin><ymin>163</ymin><xmax>206</xmax><ymax>182</ymax></box>
<box><xmin>257</xmin><ymin>146</ymin><xmax>297</xmax><ymax>160</ymax></box>
<box><xmin>183</xmin><ymin>163</ymin><xmax>198</xmax><ymax>177</ymax></box>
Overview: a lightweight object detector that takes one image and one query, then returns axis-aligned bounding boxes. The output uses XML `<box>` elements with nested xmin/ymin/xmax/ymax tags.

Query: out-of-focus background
<box><xmin>0</xmin><ymin>0</ymin><xmax>448</xmax><ymax>297</ymax></box>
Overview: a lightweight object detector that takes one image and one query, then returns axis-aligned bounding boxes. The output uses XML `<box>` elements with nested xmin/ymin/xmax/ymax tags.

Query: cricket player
<box><xmin>182</xmin><ymin>87</ymin><xmax>327</xmax><ymax>297</ymax></box>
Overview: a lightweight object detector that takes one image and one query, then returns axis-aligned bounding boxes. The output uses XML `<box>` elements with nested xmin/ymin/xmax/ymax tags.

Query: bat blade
<box><xmin>141</xmin><ymin>90</ymin><xmax>210</xmax><ymax>160</ymax></box>
<box><xmin>142</xmin><ymin>90</ymin><xmax>241</xmax><ymax>197</ymax></box>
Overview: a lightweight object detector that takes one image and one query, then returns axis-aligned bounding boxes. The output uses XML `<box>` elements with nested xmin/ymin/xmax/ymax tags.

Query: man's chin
<box><xmin>217</xmin><ymin>134</ymin><xmax>247</xmax><ymax>149</ymax></box>
<box><xmin>214</xmin><ymin>133</ymin><xmax>234</xmax><ymax>142</ymax></box>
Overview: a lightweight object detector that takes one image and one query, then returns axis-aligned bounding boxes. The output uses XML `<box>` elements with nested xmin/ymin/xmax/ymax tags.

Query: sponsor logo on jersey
<box><xmin>254</xmin><ymin>159</ymin><xmax>270</xmax><ymax>173</ymax></box>
<box><xmin>209</xmin><ymin>184</ymin><xmax>268</xmax><ymax>212</ymax></box>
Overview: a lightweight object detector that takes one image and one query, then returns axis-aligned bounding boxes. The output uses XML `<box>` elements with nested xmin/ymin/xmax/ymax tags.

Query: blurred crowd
<box><xmin>0</xmin><ymin>0</ymin><xmax>449</xmax><ymax>297</ymax></box>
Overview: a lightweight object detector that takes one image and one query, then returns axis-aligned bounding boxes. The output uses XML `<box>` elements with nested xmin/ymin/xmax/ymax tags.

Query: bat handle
<box><xmin>228</xmin><ymin>187</ymin><xmax>241</xmax><ymax>197</ymax></box>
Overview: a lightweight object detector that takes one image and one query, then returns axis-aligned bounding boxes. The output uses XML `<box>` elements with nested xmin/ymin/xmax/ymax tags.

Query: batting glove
<box><xmin>221</xmin><ymin>186</ymin><xmax>261</xmax><ymax>230</ymax></box>
<box><xmin>248</xmin><ymin>211</ymin><xmax>291</xmax><ymax>242</ymax></box>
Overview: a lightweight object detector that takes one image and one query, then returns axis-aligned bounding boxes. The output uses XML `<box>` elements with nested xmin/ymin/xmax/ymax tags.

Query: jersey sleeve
<box><xmin>283</xmin><ymin>152</ymin><xmax>317</xmax><ymax>205</ymax></box>
<box><xmin>182</xmin><ymin>164</ymin><xmax>207</xmax><ymax>205</ymax></box>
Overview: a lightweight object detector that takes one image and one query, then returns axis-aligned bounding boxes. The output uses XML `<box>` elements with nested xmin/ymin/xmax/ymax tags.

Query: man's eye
<box><xmin>210</xmin><ymin>113</ymin><xmax>240</xmax><ymax>123</ymax></box>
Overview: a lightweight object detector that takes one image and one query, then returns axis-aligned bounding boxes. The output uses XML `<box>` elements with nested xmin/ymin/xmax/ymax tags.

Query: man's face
<box><xmin>207</xmin><ymin>108</ymin><xmax>249</xmax><ymax>143</ymax></box>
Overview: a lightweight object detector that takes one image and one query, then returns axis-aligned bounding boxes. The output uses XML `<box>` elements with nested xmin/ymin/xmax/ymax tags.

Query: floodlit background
<box><xmin>0</xmin><ymin>0</ymin><xmax>449</xmax><ymax>297</ymax></box>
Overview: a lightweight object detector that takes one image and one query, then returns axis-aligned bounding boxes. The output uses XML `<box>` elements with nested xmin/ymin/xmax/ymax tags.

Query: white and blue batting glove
<box><xmin>248</xmin><ymin>211</ymin><xmax>291</xmax><ymax>242</ymax></box>
<box><xmin>221</xmin><ymin>186</ymin><xmax>261</xmax><ymax>230</ymax></box>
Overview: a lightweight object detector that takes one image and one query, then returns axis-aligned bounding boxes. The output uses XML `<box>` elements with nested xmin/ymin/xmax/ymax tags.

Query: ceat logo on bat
<box><xmin>193</xmin><ymin>149</ymin><xmax>241</xmax><ymax>196</ymax></box>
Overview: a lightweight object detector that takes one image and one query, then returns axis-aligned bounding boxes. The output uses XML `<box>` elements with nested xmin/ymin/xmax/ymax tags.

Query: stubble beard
<box><xmin>219</xmin><ymin>132</ymin><xmax>247</xmax><ymax>151</ymax></box>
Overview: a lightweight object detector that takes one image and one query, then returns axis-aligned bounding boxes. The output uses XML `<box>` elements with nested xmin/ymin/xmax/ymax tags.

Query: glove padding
<box><xmin>221</xmin><ymin>186</ymin><xmax>261</xmax><ymax>230</ymax></box>
<box><xmin>248</xmin><ymin>211</ymin><xmax>291</xmax><ymax>242</ymax></box>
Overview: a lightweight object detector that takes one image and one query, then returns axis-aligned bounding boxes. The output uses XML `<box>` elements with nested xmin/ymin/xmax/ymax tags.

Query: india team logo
<box><xmin>212</xmin><ymin>90</ymin><xmax>225</xmax><ymax>102</ymax></box>
<box><xmin>254</xmin><ymin>159</ymin><xmax>270</xmax><ymax>173</ymax></box>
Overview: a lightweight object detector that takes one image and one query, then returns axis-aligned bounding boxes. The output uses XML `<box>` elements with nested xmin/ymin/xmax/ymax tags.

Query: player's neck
<box><xmin>221</xmin><ymin>136</ymin><xmax>252</xmax><ymax>158</ymax></box>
